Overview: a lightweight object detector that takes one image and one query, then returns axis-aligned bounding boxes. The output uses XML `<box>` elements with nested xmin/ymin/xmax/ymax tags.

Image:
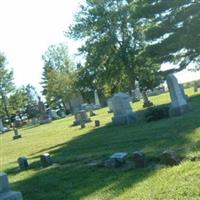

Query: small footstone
<box><xmin>160</xmin><ymin>151</ymin><xmax>180</xmax><ymax>166</ymax></box>
<box><xmin>17</xmin><ymin>157</ymin><xmax>29</xmax><ymax>170</ymax></box>
<box><xmin>104</xmin><ymin>152</ymin><xmax>128</xmax><ymax>168</ymax></box>
<box><xmin>80</xmin><ymin>122</ymin><xmax>85</xmax><ymax>129</ymax></box>
<box><xmin>40</xmin><ymin>153</ymin><xmax>53</xmax><ymax>167</ymax></box>
<box><xmin>95</xmin><ymin>120</ymin><xmax>100</xmax><ymax>127</ymax></box>
<box><xmin>132</xmin><ymin>151</ymin><xmax>146</xmax><ymax>168</ymax></box>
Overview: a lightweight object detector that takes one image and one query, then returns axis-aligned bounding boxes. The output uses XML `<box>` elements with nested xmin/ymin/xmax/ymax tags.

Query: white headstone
<box><xmin>111</xmin><ymin>92</ymin><xmax>136</xmax><ymax>125</ymax></box>
<box><xmin>94</xmin><ymin>90</ymin><xmax>101</xmax><ymax>108</ymax></box>
<box><xmin>167</xmin><ymin>74</ymin><xmax>191</xmax><ymax>117</ymax></box>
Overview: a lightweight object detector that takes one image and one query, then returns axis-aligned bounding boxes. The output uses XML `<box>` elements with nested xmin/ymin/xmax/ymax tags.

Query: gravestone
<box><xmin>38</xmin><ymin>97</ymin><xmax>51</xmax><ymax>124</ymax></box>
<box><xmin>179</xmin><ymin>84</ymin><xmax>189</xmax><ymax>102</ymax></box>
<box><xmin>94</xmin><ymin>90</ymin><xmax>101</xmax><ymax>108</ymax></box>
<box><xmin>89</xmin><ymin>110</ymin><xmax>96</xmax><ymax>117</ymax></box>
<box><xmin>107</xmin><ymin>98</ymin><xmax>113</xmax><ymax>113</ymax></box>
<box><xmin>31</xmin><ymin>118</ymin><xmax>39</xmax><ymax>125</ymax></box>
<box><xmin>0</xmin><ymin>118</ymin><xmax>7</xmax><ymax>133</ymax></box>
<box><xmin>73</xmin><ymin>110</ymin><xmax>91</xmax><ymax>126</ymax></box>
<box><xmin>104</xmin><ymin>152</ymin><xmax>128</xmax><ymax>168</ymax></box>
<box><xmin>132</xmin><ymin>151</ymin><xmax>146</xmax><ymax>168</ymax></box>
<box><xmin>111</xmin><ymin>92</ymin><xmax>136</xmax><ymax>125</ymax></box>
<box><xmin>134</xmin><ymin>85</ymin><xmax>142</xmax><ymax>101</ymax></box>
<box><xmin>160</xmin><ymin>151</ymin><xmax>180</xmax><ymax>166</ymax></box>
<box><xmin>40</xmin><ymin>153</ymin><xmax>53</xmax><ymax>167</ymax></box>
<box><xmin>13</xmin><ymin>128</ymin><xmax>22</xmax><ymax>140</ymax></box>
<box><xmin>142</xmin><ymin>91</ymin><xmax>153</xmax><ymax>108</ymax></box>
<box><xmin>17</xmin><ymin>157</ymin><xmax>29</xmax><ymax>170</ymax></box>
<box><xmin>95</xmin><ymin>120</ymin><xmax>100</xmax><ymax>127</ymax></box>
<box><xmin>167</xmin><ymin>74</ymin><xmax>191</xmax><ymax>117</ymax></box>
<box><xmin>0</xmin><ymin>172</ymin><xmax>23</xmax><ymax>200</ymax></box>
<box><xmin>70</xmin><ymin>94</ymin><xmax>83</xmax><ymax>114</ymax></box>
<box><xmin>194</xmin><ymin>81</ymin><xmax>200</xmax><ymax>92</ymax></box>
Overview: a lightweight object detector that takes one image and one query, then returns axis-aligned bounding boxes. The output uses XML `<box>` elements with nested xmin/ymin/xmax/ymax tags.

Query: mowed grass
<box><xmin>1</xmin><ymin>88</ymin><xmax>200</xmax><ymax>199</ymax></box>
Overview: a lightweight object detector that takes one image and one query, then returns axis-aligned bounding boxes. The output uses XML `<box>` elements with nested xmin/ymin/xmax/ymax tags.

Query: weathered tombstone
<box><xmin>134</xmin><ymin>85</ymin><xmax>142</xmax><ymax>101</ymax></box>
<box><xmin>13</xmin><ymin>128</ymin><xmax>22</xmax><ymax>140</ymax></box>
<box><xmin>70</xmin><ymin>94</ymin><xmax>83</xmax><ymax>114</ymax></box>
<box><xmin>31</xmin><ymin>117</ymin><xmax>39</xmax><ymax>125</ymax></box>
<box><xmin>17</xmin><ymin>157</ymin><xmax>29</xmax><ymax>170</ymax></box>
<box><xmin>107</xmin><ymin>98</ymin><xmax>113</xmax><ymax>113</ymax></box>
<box><xmin>132</xmin><ymin>151</ymin><xmax>147</xmax><ymax>168</ymax></box>
<box><xmin>80</xmin><ymin>121</ymin><xmax>85</xmax><ymax>129</ymax></box>
<box><xmin>167</xmin><ymin>74</ymin><xmax>191</xmax><ymax>117</ymax></box>
<box><xmin>95</xmin><ymin>120</ymin><xmax>100</xmax><ymax>127</ymax></box>
<box><xmin>0</xmin><ymin>118</ymin><xmax>9</xmax><ymax>133</ymax></box>
<box><xmin>40</xmin><ymin>153</ymin><xmax>53</xmax><ymax>167</ymax></box>
<box><xmin>73</xmin><ymin>110</ymin><xmax>91</xmax><ymax>126</ymax></box>
<box><xmin>104</xmin><ymin>152</ymin><xmax>128</xmax><ymax>168</ymax></box>
<box><xmin>94</xmin><ymin>90</ymin><xmax>101</xmax><ymax>108</ymax></box>
<box><xmin>142</xmin><ymin>91</ymin><xmax>153</xmax><ymax>108</ymax></box>
<box><xmin>111</xmin><ymin>92</ymin><xmax>136</xmax><ymax>125</ymax></box>
<box><xmin>160</xmin><ymin>150</ymin><xmax>180</xmax><ymax>166</ymax></box>
<box><xmin>89</xmin><ymin>110</ymin><xmax>96</xmax><ymax>117</ymax></box>
<box><xmin>38</xmin><ymin>97</ymin><xmax>51</xmax><ymax>124</ymax></box>
<box><xmin>179</xmin><ymin>84</ymin><xmax>189</xmax><ymax>102</ymax></box>
<box><xmin>0</xmin><ymin>172</ymin><xmax>23</xmax><ymax>200</ymax></box>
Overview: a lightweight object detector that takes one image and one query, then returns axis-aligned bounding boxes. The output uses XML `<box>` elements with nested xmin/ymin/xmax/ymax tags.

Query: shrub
<box><xmin>145</xmin><ymin>105</ymin><xmax>169</xmax><ymax>122</ymax></box>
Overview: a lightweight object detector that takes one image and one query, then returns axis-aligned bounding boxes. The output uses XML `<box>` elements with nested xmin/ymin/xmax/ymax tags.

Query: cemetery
<box><xmin>1</xmin><ymin>86</ymin><xmax>200</xmax><ymax>199</ymax></box>
<box><xmin>1</xmin><ymin>1</ymin><xmax>200</xmax><ymax>200</ymax></box>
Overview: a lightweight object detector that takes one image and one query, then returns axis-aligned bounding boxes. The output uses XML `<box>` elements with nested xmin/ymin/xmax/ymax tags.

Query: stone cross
<box><xmin>111</xmin><ymin>92</ymin><xmax>136</xmax><ymax>125</ymax></box>
<box><xmin>167</xmin><ymin>74</ymin><xmax>191</xmax><ymax>117</ymax></box>
<box><xmin>0</xmin><ymin>172</ymin><xmax>23</xmax><ymax>200</ymax></box>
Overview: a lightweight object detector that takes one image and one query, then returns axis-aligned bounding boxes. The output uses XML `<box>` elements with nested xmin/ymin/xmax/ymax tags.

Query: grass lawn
<box><xmin>1</xmin><ymin>88</ymin><xmax>200</xmax><ymax>200</ymax></box>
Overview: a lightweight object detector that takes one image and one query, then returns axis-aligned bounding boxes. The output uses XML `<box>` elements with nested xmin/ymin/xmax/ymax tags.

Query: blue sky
<box><xmin>0</xmin><ymin>0</ymin><xmax>199</xmax><ymax>94</ymax></box>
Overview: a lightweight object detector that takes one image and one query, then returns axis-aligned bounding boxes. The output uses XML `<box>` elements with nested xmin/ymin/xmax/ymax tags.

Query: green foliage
<box><xmin>135</xmin><ymin>0</ymin><xmax>200</xmax><ymax>73</ymax></box>
<box><xmin>68</xmin><ymin>0</ymin><xmax>161</xmax><ymax>96</ymax></box>
<box><xmin>0</xmin><ymin>52</ymin><xmax>15</xmax><ymax>118</ymax></box>
<box><xmin>144</xmin><ymin>105</ymin><xmax>169</xmax><ymax>122</ymax></box>
<box><xmin>42</xmin><ymin>43</ymin><xmax>76</xmax><ymax>109</ymax></box>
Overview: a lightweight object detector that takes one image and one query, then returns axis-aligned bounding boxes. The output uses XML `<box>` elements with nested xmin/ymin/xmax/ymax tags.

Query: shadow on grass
<box><xmin>6</xmin><ymin>94</ymin><xmax>200</xmax><ymax>200</ymax></box>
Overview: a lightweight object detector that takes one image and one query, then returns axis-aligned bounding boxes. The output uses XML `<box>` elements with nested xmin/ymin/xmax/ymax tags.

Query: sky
<box><xmin>0</xmin><ymin>0</ymin><xmax>200</xmax><ymax>95</ymax></box>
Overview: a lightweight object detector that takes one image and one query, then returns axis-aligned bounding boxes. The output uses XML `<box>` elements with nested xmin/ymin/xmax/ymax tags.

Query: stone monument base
<box><xmin>0</xmin><ymin>191</ymin><xmax>23</xmax><ymax>200</ymax></box>
<box><xmin>112</xmin><ymin>113</ymin><xmax>136</xmax><ymax>125</ymax></box>
<box><xmin>169</xmin><ymin>104</ymin><xmax>192</xmax><ymax>117</ymax></box>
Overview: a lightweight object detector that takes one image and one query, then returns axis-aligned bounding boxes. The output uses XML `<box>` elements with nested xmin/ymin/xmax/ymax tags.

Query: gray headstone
<box><xmin>94</xmin><ymin>90</ymin><xmax>101</xmax><ymax>108</ymax></box>
<box><xmin>0</xmin><ymin>173</ymin><xmax>23</xmax><ymax>200</ymax></box>
<box><xmin>17</xmin><ymin>157</ymin><xmax>29</xmax><ymax>170</ymax></box>
<box><xmin>95</xmin><ymin>120</ymin><xmax>100</xmax><ymax>127</ymax></box>
<box><xmin>142</xmin><ymin>91</ymin><xmax>153</xmax><ymax>108</ymax></box>
<box><xmin>0</xmin><ymin>118</ymin><xmax>8</xmax><ymax>133</ymax></box>
<box><xmin>111</xmin><ymin>92</ymin><xmax>136</xmax><ymax>125</ymax></box>
<box><xmin>73</xmin><ymin>110</ymin><xmax>91</xmax><ymax>126</ymax></box>
<box><xmin>40</xmin><ymin>153</ymin><xmax>53</xmax><ymax>167</ymax></box>
<box><xmin>38</xmin><ymin>98</ymin><xmax>51</xmax><ymax>124</ymax></box>
<box><xmin>167</xmin><ymin>74</ymin><xmax>191</xmax><ymax>117</ymax></box>
<box><xmin>13</xmin><ymin>129</ymin><xmax>22</xmax><ymax>140</ymax></box>
<box><xmin>107</xmin><ymin>98</ymin><xmax>113</xmax><ymax>113</ymax></box>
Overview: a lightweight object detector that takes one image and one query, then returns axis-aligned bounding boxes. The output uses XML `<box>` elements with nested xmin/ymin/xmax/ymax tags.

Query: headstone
<box><xmin>48</xmin><ymin>109</ymin><xmax>59</xmax><ymax>120</ymax></box>
<box><xmin>104</xmin><ymin>152</ymin><xmax>128</xmax><ymax>168</ymax></box>
<box><xmin>0</xmin><ymin>172</ymin><xmax>23</xmax><ymax>200</ymax></box>
<box><xmin>31</xmin><ymin>117</ymin><xmax>39</xmax><ymax>125</ymax></box>
<box><xmin>80</xmin><ymin>121</ymin><xmax>85</xmax><ymax>129</ymax></box>
<box><xmin>70</xmin><ymin>94</ymin><xmax>83</xmax><ymax>114</ymax></box>
<box><xmin>0</xmin><ymin>118</ymin><xmax>8</xmax><ymax>133</ymax></box>
<box><xmin>95</xmin><ymin>120</ymin><xmax>100</xmax><ymax>127</ymax></box>
<box><xmin>38</xmin><ymin>97</ymin><xmax>51</xmax><ymax>124</ymax></box>
<box><xmin>160</xmin><ymin>151</ymin><xmax>180</xmax><ymax>166</ymax></box>
<box><xmin>132</xmin><ymin>151</ymin><xmax>146</xmax><ymax>168</ymax></box>
<box><xmin>142</xmin><ymin>91</ymin><xmax>153</xmax><ymax>108</ymax></box>
<box><xmin>13</xmin><ymin>128</ymin><xmax>22</xmax><ymax>140</ymax></box>
<box><xmin>40</xmin><ymin>153</ymin><xmax>53</xmax><ymax>167</ymax></box>
<box><xmin>167</xmin><ymin>74</ymin><xmax>191</xmax><ymax>117</ymax></box>
<box><xmin>17</xmin><ymin>157</ymin><xmax>29</xmax><ymax>170</ymax></box>
<box><xmin>193</xmin><ymin>81</ymin><xmax>200</xmax><ymax>92</ymax></box>
<box><xmin>107</xmin><ymin>98</ymin><xmax>113</xmax><ymax>113</ymax></box>
<box><xmin>179</xmin><ymin>84</ymin><xmax>189</xmax><ymax>102</ymax></box>
<box><xmin>73</xmin><ymin>110</ymin><xmax>91</xmax><ymax>126</ymax></box>
<box><xmin>111</xmin><ymin>92</ymin><xmax>136</xmax><ymax>125</ymax></box>
<box><xmin>134</xmin><ymin>85</ymin><xmax>142</xmax><ymax>101</ymax></box>
<box><xmin>89</xmin><ymin>110</ymin><xmax>96</xmax><ymax>117</ymax></box>
<box><xmin>94</xmin><ymin>90</ymin><xmax>101</xmax><ymax>108</ymax></box>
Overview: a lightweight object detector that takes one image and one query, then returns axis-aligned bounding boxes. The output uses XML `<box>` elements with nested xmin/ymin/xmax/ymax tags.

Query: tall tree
<box><xmin>41</xmin><ymin>43</ymin><xmax>76</xmax><ymax>110</ymax></box>
<box><xmin>68</xmin><ymin>0</ymin><xmax>151</xmax><ymax>96</ymax></box>
<box><xmin>134</xmin><ymin>0</ymin><xmax>200</xmax><ymax>73</ymax></box>
<box><xmin>0</xmin><ymin>52</ymin><xmax>15</xmax><ymax>118</ymax></box>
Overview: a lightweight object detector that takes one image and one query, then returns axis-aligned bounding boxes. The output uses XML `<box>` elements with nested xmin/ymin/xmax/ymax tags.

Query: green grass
<box><xmin>1</xmin><ymin>88</ymin><xmax>200</xmax><ymax>199</ymax></box>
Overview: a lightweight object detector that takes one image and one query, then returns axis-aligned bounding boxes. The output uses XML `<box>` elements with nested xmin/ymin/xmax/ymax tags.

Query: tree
<box><xmin>41</xmin><ymin>43</ymin><xmax>76</xmax><ymax>111</ymax></box>
<box><xmin>134</xmin><ymin>0</ymin><xmax>200</xmax><ymax>73</ymax></box>
<box><xmin>0</xmin><ymin>52</ymin><xmax>15</xmax><ymax>118</ymax></box>
<box><xmin>68</xmin><ymin>0</ymin><xmax>153</xmax><ymax>96</ymax></box>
